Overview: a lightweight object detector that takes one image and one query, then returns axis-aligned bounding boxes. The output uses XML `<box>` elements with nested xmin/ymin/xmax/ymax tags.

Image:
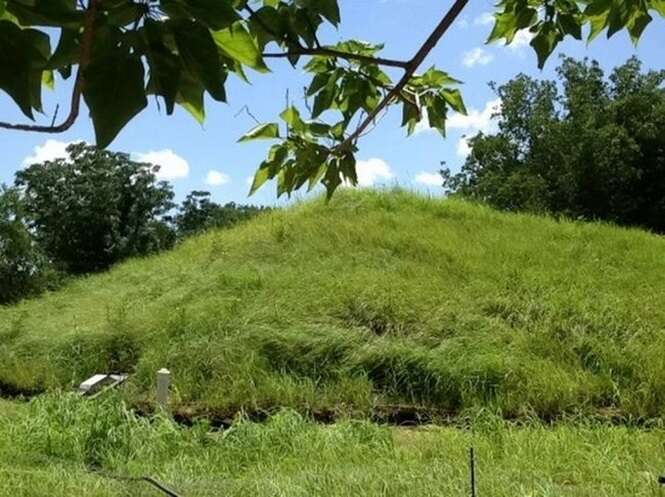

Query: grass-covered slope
<box><xmin>3</xmin><ymin>394</ymin><xmax>664</xmax><ymax>497</ymax></box>
<box><xmin>2</xmin><ymin>189</ymin><xmax>665</xmax><ymax>419</ymax></box>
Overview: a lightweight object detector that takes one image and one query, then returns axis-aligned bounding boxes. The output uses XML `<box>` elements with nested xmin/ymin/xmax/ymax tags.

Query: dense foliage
<box><xmin>1</xmin><ymin>0</ymin><xmax>663</xmax><ymax>197</ymax></box>
<box><xmin>444</xmin><ymin>57</ymin><xmax>665</xmax><ymax>232</ymax></box>
<box><xmin>16</xmin><ymin>143</ymin><xmax>176</xmax><ymax>273</ymax></box>
<box><xmin>174</xmin><ymin>190</ymin><xmax>268</xmax><ymax>238</ymax></box>
<box><xmin>1</xmin><ymin>144</ymin><xmax>268</xmax><ymax>303</ymax></box>
<box><xmin>0</xmin><ymin>186</ymin><xmax>54</xmax><ymax>304</ymax></box>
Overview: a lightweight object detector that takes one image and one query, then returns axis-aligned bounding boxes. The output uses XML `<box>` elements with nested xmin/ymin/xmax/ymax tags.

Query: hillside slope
<box><xmin>1</xmin><ymin>189</ymin><xmax>665</xmax><ymax>419</ymax></box>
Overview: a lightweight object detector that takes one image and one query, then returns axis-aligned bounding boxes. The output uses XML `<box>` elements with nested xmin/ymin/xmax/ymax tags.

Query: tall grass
<box><xmin>2</xmin><ymin>189</ymin><xmax>665</xmax><ymax>419</ymax></box>
<box><xmin>1</xmin><ymin>394</ymin><xmax>664</xmax><ymax>497</ymax></box>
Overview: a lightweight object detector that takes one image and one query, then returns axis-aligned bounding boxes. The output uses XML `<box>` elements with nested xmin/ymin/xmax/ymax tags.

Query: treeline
<box><xmin>1</xmin><ymin>143</ymin><xmax>267</xmax><ymax>304</ymax></box>
<box><xmin>443</xmin><ymin>56</ymin><xmax>665</xmax><ymax>233</ymax></box>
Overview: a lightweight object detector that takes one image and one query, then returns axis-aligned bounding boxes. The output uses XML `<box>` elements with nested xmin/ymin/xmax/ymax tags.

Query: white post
<box><xmin>156</xmin><ymin>368</ymin><xmax>171</xmax><ymax>411</ymax></box>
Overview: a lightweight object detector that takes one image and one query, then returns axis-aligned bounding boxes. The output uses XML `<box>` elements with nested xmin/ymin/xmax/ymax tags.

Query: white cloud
<box><xmin>415</xmin><ymin>172</ymin><xmax>442</xmax><ymax>187</ymax></box>
<box><xmin>507</xmin><ymin>30</ymin><xmax>533</xmax><ymax>51</ymax></box>
<box><xmin>448</xmin><ymin>98</ymin><xmax>501</xmax><ymax>133</ymax></box>
<box><xmin>462</xmin><ymin>47</ymin><xmax>494</xmax><ymax>68</ymax></box>
<box><xmin>22</xmin><ymin>139</ymin><xmax>77</xmax><ymax>167</ymax></box>
<box><xmin>457</xmin><ymin>17</ymin><xmax>470</xmax><ymax>29</ymax></box>
<box><xmin>355</xmin><ymin>158</ymin><xmax>394</xmax><ymax>187</ymax></box>
<box><xmin>449</xmin><ymin>98</ymin><xmax>502</xmax><ymax>158</ymax></box>
<box><xmin>205</xmin><ymin>170</ymin><xmax>231</xmax><ymax>186</ymax></box>
<box><xmin>414</xmin><ymin>97</ymin><xmax>501</xmax><ymax>138</ymax></box>
<box><xmin>133</xmin><ymin>149</ymin><xmax>190</xmax><ymax>180</ymax></box>
<box><xmin>246</xmin><ymin>176</ymin><xmax>254</xmax><ymax>186</ymax></box>
<box><xmin>474</xmin><ymin>12</ymin><xmax>495</xmax><ymax>26</ymax></box>
<box><xmin>457</xmin><ymin>138</ymin><xmax>473</xmax><ymax>158</ymax></box>
<box><xmin>415</xmin><ymin>98</ymin><xmax>502</xmax><ymax>157</ymax></box>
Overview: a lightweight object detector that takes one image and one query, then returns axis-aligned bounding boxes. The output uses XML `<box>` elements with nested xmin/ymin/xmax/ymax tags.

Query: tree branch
<box><xmin>245</xmin><ymin>4</ymin><xmax>410</xmax><ymax>69</ymax></box>
<box><xmin>262</xmin><ymin>47</ymin><xmax>411</xmax><ymax>69</ymax></box>
<box><xmin>337</xmin><ymin>0</ymin><xmax>469</xmax><ymax>152</ymax></box>
<box><xmin>0</xmin><ymin>0</ymin><xmax>99</xmax><ymax>133</ymax></box>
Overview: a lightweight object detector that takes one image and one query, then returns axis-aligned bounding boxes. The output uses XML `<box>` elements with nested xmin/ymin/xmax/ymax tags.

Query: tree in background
<box><xmin>16</xmin><ymin>143</ymin><xmax>176</xmax><ymax>274</ymax></box>
<box><xmin>1</xmin><ymin>0</ymin><xmax>663</xmax><ymax>198</ymax></box>
<box><xmin>0</xmin><ymin>186</ymin><xmax>55</xmax><ymax>304</ymax></box>
<box><xmin>443</xmin><ymin>57</ymin><xmax>665</xmax><ymax>233</ymax></box>
<box><xmin>174</xmin><ymin>191</ymin><xmax>268</xmax><ymax>238</ymax></box>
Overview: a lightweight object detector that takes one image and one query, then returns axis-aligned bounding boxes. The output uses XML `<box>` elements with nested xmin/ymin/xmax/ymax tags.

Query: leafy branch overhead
<box><xmin>0</xmin><ymin>0</ymin><xmax>663</xmax><ymax>198</ymax></box>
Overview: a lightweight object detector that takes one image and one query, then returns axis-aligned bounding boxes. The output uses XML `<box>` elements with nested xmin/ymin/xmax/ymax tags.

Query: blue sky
<box><xmin>1</xmin><ymin>0</ymin><xmax>664</xmax><ymax>206</ymax></box>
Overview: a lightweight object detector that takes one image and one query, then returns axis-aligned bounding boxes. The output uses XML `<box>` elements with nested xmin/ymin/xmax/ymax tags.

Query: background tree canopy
<box><xmin>174</xmin><ymin>191</ymin><xmax>269</xmax><ymax>238</ymax></box>
<box><xmin>444</xmin><ymin>56</ymin><xmax>665</xmax><ymax>233</ymax></box>
<box><xmin>0</xmin><ymin>185</ymin><xmax>53</xmax><ymax>303</ymax></box>
<box><xmin>0</xmin><ymin>0</ymin><xmax>664</xmax><ymax>198</ymax></box>
<box><xmin>16</xmin><ymin>143</ymin><xmax>176</xmax><ymax>273</ymax></box>
<box><xmin>0</xmin><ymin>143</ymin><xmax>267</xmax><ymax>303</ymax></box>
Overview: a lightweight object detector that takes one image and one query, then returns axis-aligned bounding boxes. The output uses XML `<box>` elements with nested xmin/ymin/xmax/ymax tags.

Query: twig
<box><xmin>245</xmin><ymin>4</ymin><xmax>410</xmax><ymax>69</ymax></box>
<box><xmin>234</xmin><ymin>105</ymin><xmax>261</xmax><ymax>125</ymax></box>
<box><xmin>50</xmin><ymin>104</ymin><xmax>60</xmax><ymax>127</ymax></box>
<box><xmin>0</xmin><ymin>0</ymin><xmax>99</xmax><ymax>133</ymax></box>
<box><xmin>470</xmin><ymin>447</ymin><xmax>477</xmax><ymax>497</ymax></box>
<box><xmin>336</xmin><ymin>0</ymin><xmax>469</xmax><ymax>152</ymax></box>
<box><xmin>262</xmin><ymin>48</ymin><xmax>410</xmax><ymax>69</ymax></box>
<box><xmin>91</xmin><ymin>470</ymin><xmax>184</xmax><ymax>497</ymax></box>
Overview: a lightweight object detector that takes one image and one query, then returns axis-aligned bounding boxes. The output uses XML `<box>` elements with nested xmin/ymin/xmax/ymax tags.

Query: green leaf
<box><xmin>146</xmin><ymin>47</ymin><xmax>181</xmax><ymax>115</ymax></box>
<box><xmin>280</xmin><ymin>106</ymin><xmax>305</xmax><ymax>132</ymax></box>
<box><xmin>530</xmin><ymin>23</ymin><xmax>561</xmax><ymax>69</ymax></box>
<box><xmin>249</xmin><ymin>143</ymin><xmax>287</xmax><ymax>194</ymax></box>
<box><xmin>83</xmin><ymin>54</ymin><xmax>148</xmax><ymax>148</ymax></box>
<box><xmin>308</xmin><ymin>163</ymin><xmax>327</xmax><ymax>191</ymax></box>
<box><xmin>585</xmin><ymin>0</ymin><xmax>612</xmax><ymax>41</ymax></box>
<box><xmin>248</xmin><ymin>5</ymin><xmax>285</xmax><ymax>49</ymax></box>
<box><xmin>420</xmin><ymin>67</ymin><xmax>462</xmax><ymax>87</ymax></box>
<box><xmin>402</xmin><ymin>100</ymin><xmax>420</xmax><ymax>136</ymax></box>
<box><xmin>307</xmin><ymin>121</ymin><xmax>331</xmax><ymax>137</ymax></box>
<box><xmin>651</xmin><ymin>0</ymin><xmax>665</xmax><ymax>17</ymax></box>
<box><xmin>441</xmin><ymin>88</ymin><xmax>467</xmax><ymax>115</ymax></box>
<box><xmin>41</xmin><ymin>69</ymin><xmax>54</xmax><ymax>89</ymax></box>
<box><xmin>319</xmin><ymin>0</ymin><xmax>340</xmax><ymax>26</ymax></box>
<box><xmin>106</xmin><ymin>1</ymin><xmax>144</xmax><ymax>27</ymax></box>
<box><xmin>250</xmin><ymin>165</ymin><xmax>271</xmax><ymax>195</ymax></box>
<box><xmin>488</xmin><ymin>6</ymin><xmax>537</xmax><ymax>45</ymax></box>
<box><xmin>169</xmin><ymin>0</ymin><xmax>239</xmax><ymax>30</ymax></box>
<box><xmin>487</xmin><ymin>11</ymin><xmax>518</xmax><ymax>43</ymax></box>
<box><xmin>300</xmin><ymin>0</ymin><xmax>340</xmax><ymax>26</ymax></box>
<box><xmin>6</xmin><ymin>0</ymin><xmax>83</xmax><ymax>28</ymax></box>
<box><xmin>238</xmin><ymin>123</ymin><xmax>280</xmax><ymax>142</ymax></box>
<box><xmin>606</xmin><ymin>1</ymin><xmax>631</xmax><ymax>38</ymax></box>
<box><xmin>0</xmin><ymin>21</ymin><xmax>49</xmax><ymax>119</ymax></box>
<box><xmin>427</xmin><ymin>95</ymin><xmax>448</xmax><ymax>137</ymax></box>
<box><xmin>558</xmin><ymin>14</ymin><xmax>582</xmax><ymax>40</ymax></box>
<box><xmin>176</xmin><ymin>69</ymin><xmax>206</xmax><ymax>124</ymax></box>
<box><xmin>144</xmin><ymin>19</ymin><xmax>181</xmax><ymax>115</ymax></box>
<box><xmin>47</xmin><ymin>28</ymin><xmax>79</xmax><ymax>75</ymax></box>
<box><xmin>213</xmin><ymin>21</ymin><xmax>269</xmax><ymax>72</ymax></box>
<box><xmin>172</xmin><ymin>19</ymin><xmax>227</xmax><ymax>102</ymax></box>
<box><xmin>312</xmin><ymin>70</ymin><xmax>341</xmax><ymax>118</ymax></box>
<box><xmin>627</xmin><ymin>10</ymin><xmax>652</xmax><ymax>44</ymax></box>
<box><xmin>307</xmin><ymin>72</ymin><xmax>330</xmax><ymax>96</ymax></box>
<box><xmin>24</xmin><ymin>27</ymin><xmax>50</xmax><ymax>114</ymax></box>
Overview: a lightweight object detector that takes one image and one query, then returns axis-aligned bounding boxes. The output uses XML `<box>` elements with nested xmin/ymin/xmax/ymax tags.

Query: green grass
<box><xmin>1</xmin><ymin>394</ymin><xmax>664</xmax><ymax>497</ymax></box>
<box><xmin>2</xmin><ymin>188</ymin><xmax>665</xmax><ymax>419</ymax></box>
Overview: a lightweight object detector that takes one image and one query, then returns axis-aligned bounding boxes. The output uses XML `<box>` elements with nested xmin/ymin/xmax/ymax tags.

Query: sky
<box><xmin>1</xmin><ymin>0</ymin><xmax>665</xmax><ymax>206</ymax></box>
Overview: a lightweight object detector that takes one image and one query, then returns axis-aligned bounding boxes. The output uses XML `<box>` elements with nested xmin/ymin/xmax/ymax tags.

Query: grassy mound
<box><xmin>1</xmin><ymin>189</ymin><xmax>665</xmax><ymax>419</ymax></box>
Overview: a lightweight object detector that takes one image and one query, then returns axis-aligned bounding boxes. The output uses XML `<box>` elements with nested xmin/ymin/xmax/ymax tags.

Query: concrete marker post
<box><xmin>157</xmin><ymin>368</ymin><xmax>171</xmax><ymax>411</ymax></box>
